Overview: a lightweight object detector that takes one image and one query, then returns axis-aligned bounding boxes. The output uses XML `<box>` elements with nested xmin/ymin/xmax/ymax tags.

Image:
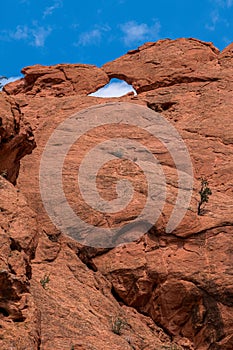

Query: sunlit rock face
<box><xmin>0</xmin><ymin>38</ymin><xmax>233</xmax><ymax>349</ymax></box>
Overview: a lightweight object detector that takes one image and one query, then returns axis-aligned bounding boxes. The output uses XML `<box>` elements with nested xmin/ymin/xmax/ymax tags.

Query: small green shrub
<box><xmin>111</xmin><ymin>317</ymin><xmax>126</xmax><ymax>335</ymax></box>
<box><xmin>40</xmin><ymin>274</ymin><xmax>50</xmax><ymax>289</ymax></box>
<box><xmin>197</xmin><ymin>178</ymin><xmax>212</xmax><ymax>215</ymax></box>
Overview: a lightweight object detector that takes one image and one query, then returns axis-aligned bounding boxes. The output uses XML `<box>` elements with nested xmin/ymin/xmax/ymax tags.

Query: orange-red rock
<box><xmin>0</xmin><ymin>178</ymin><xmax>40</xmax><ymax>349</ymax></box>
<box><xmin>103</xmin><ymin>38</ymin><xmax>220</xmax><ymax>93</ymax></box>
<box><xmin>0</xmin><ymin>38</ymin><xmax>232</xmax><ymax>349</ymax></box>
<box><xmin>0</xmin><ymin>94</ymin><xmax>35</xmax><ymax>184</ymax></box>
<box><xmin>3</xmin><ymin>63</ymin><xmax>109</xmax><ymax>97</ymax></box>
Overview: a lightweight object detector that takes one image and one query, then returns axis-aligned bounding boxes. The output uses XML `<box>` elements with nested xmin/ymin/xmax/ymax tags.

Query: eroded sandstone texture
<box><xmin>0</xmin><ymin>38</ymin><xmax>233</xmax><ymax>349</ymax></box>
<box><xmin>0</xmin><ymin>94</ymin><xmax>35</xmax><ymax>184</ymax></box>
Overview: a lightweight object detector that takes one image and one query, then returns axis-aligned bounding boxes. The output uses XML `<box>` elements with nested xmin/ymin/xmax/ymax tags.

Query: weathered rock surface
<box><xmin>0</xmin><ymin>177</ymin><xmax>40</xmax><ymax>349</ymax></box>
<box><xmin>3</xmin><ymin>64</ymin><xmax>109</xmax><ymax>97</ymax></box>
<box><xmin>0</xmin><ymin>94</ymin><xmax>35</xmax><ymax>184</ymax></box>
<box><xmin>0</xmin><ymin>179</ymin><xmax>178</xmax><ymax>350</ymax></box>
<box><xmin>103</xmin><ymin>38</ymin><xmax>220</xmax><ymax>93</ymax></box>
<box><xmin>0</xmin><ymin>38</ymin><xmax>233</xmax><ymax>349</ymax></box>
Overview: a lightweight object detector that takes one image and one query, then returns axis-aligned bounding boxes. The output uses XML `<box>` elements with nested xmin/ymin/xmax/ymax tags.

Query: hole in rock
<box><xmin>0</xmin><ymin>307</ymin><xmax>9</xmax><ymax>317</ymax></box>
<box><xmin>10</xmin><ymin>238</ymin><xmax>21</xmax><ymax>252</ymax></box>
<box><xmin>13</xmin><ymin>315</ymin><xmax>26</xmax><ymax>323</ymax></box>
<box><xmin>111</xmin><ymin>286</ymin><xmax>125</xmax><ymax>304</ymax></box>
<box><xmin>89</xmin><ymin>78</ymin><xmax>137</xmax><ymax>98</ymax></box>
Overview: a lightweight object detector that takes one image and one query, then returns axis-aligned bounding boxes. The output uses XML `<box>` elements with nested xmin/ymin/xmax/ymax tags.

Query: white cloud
<box><xmin>1</xmin><ymin>23</ymin><xmax>52</xmax><ymax>47</ymax></box>
<box><xmin>77</xmin><ymin>29</ymin><xmax>102</xmax><ymax>46</ymax></box>
<box><xmin>32</xmin><ymin>26</ymin><xmax>52</xmax><ymax>47</ymax></box>
<box><xmin>12</xmin><ymin>25</ymin><xmax>29</xmax><ymax>40</ymax></box>
<box><xmin>43</xmin><ymin>0</ymin><xmax>63</xmax><ymax>18</ymax></box>
<box><xmin>0</xmin><ymin>76</ymin><xmax>22</xmax><ymax>90</ymax></box>
<box><xmin>120</xmin><ymin>20</ymin><xmax>160</xmax><ymax>46</ymax></box>
<box><xmin>89</xmin><ymin>80</ymin><xmax>136</xmax><ymax>98</ymax></box>
<box><xmin>76</xmin><ymin>25</ymin><xmax>110</xmax><ymax>46</ymax></box>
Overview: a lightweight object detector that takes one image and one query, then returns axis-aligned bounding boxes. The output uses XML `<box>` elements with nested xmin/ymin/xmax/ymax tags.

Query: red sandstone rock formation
<box><xmin>0</xmin><ymin>38</ymin><xmax>233</xmax><ymax>349</ymax></box>
<box><xmin>3</xmin><ymin>64</ymin><xmax>109</xmax><ymax>97</ymax></box>
<box><xmin>0</xmin><ymin>94</ymin><xmax>35</xmax><ymax>184</ymax></box>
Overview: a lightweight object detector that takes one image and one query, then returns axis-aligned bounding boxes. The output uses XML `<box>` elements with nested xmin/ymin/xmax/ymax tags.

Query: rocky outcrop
<box><xmin>0</xmin><ymin>177</ymin><xmax>40</xmax><ymax>349</ymax></box>
<box><xmin>3</xmin><ymin>64</ymin><xmax>109</xmax><ymax>97</ymax></box>
<box><xmin>93</xmin><ymin>228</ymin><xmax>233</xmax><ymax>348</ymax></box>
<box><xmin>0</xmin><ymin>38</ymin><xmax>233</xmax><ymax>349</ymax></box>
<box><xmin>0</xmin><ymin>94</ymin><xmax>35</xmax><ymax>184</ymax></box>
<box><xmin>0</xmin><ymin>181</ymin><xmax>179</xmax><ymax>350</ymax></box>
<box><xmin>102</xmin><ymin>38</ymin><xmax>220</xmax><ymax>93</ymax></box>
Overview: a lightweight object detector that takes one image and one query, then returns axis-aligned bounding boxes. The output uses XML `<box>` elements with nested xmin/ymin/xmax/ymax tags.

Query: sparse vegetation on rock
<box><xmin>111</xmin><ymin>316</ymin><xmax>126</xmax><ymax>335</ymax></box>
<box><xmin>40</xmin><ymin>274</ymin><xmax>50</xmax><ymax>289</ymax></box>
<box><xmin>197</xmin><ymin>178</ymin><xmax>212</xmax><ymax>215</ymax></box>
<box><xmin>0</xmin><ymin>38</ymin><xmax>233</xmax><ymax>350</ymax></box>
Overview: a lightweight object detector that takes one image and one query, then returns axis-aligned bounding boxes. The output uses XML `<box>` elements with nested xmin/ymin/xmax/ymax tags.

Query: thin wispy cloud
<box><xmin>205</xmin><ymin>7</ymin><xmax>230</xmax><ymax>31</ymax></box>
<box><xmin>77</xmin><ymin>29</ymin><xmax>102</xmax><ymax>46</ymax></box>
<box><xmin>12</xmin><ymin>25</ymin><xmax>29</xmax><ymax>40</ymax></box>
<box><xmin>214</xmin><ymin>0</ymin><xmax>233</xmax><ymax>7</ymax></box>
<box><xmin>1</xmin><ymin>23</ymin><xmax>52</xmax><ymax>47</ymax></box>
<box><xmin>89</xmin><ymin>80</ymin><xmax>136</xmax><ymax>98</ymax></box>
<box><xmin>76</xmin><ymin>25</ymin><xmax>110</xmax><ymax>46</ymax></box>
<box><xmin>43</xmin><ymin>0</ymin><xmax>63</xmax><ymax>18</ymax></box>
<box><xmin>205</xmin><ymin>11</ymin><xmax>220</xmax><ymax>31</ymax></box>
<box><xmin>32</xmin><ymin>26</ymin><xmax>52</xmax><ymax>47</ymax></box>
<box><xmin>120</xmin><ymin>20</ymin><xmax>160</xmax><ymax>46</ymax></box>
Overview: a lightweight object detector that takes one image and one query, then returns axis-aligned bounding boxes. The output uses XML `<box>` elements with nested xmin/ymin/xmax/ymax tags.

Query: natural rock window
<box><xmin>89</xmin><ymin>78</ymin><xmax>137</xmax><ymax>98</ymax></box>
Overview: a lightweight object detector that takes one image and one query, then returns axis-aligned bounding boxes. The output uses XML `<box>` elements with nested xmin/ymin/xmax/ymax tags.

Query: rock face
<box><xmin>3</xmin><ymin>64</ymin><xmax>109</xmax><ymax>97</ymax></box>
<box><xmin>0</xmin><ymin>177</ymin><xmax>40</xmax><ymax>349</ymax></box>
<box><xmin>0</xmin><ymin>38</ymin><xmax>233</xmax><ymax>349</ymax></box>
<box><xmin>103</xmin><ymin>38</ymin><xmax>220</xmax><ymax>93</ymax></box>
<box><xmin>0</xmin><ymin>94</ymin><xmax>35</xmax><ymax>184</ymax></box>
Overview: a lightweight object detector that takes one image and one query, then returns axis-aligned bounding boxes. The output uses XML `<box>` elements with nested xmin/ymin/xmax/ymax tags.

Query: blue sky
<box><xmin>0</xmin><ymin>0</ymin><xmax>233</xmax><ymax>94</ymax></box>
